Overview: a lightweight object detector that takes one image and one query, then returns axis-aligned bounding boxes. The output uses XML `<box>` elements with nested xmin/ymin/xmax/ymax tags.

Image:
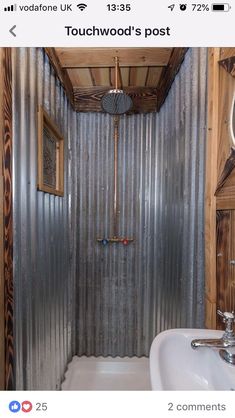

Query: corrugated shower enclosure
<box><xmin>75</xmin><ymin>48</ymin><xmax>207</xmax><ymax>357</ymax></box>
<box><xmin>12</xmin><ymin>48</ymin><xmax>77</xmax><ymax>390</ymax></box>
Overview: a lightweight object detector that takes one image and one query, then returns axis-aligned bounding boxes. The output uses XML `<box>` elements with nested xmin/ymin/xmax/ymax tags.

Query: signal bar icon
<box><xmin>4</xmin><ymin>4</ymin><xmax>17</xmax><ymax>12</ymax></box>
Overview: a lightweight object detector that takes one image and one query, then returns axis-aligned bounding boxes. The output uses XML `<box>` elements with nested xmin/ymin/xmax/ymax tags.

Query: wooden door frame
<box><xmin>205</xmin><ymin>48</ymin><xmax>220</xmax><ymax>329</ymax></box>
<box><xmin>0</xmin><ymin>47</ymin><xmax>14</xmax><ymax>390</ymax></box>
<box><xmin>205</xmin><ymin>48</ymin><xmax>235</xmax><ymax>329</ymax></box>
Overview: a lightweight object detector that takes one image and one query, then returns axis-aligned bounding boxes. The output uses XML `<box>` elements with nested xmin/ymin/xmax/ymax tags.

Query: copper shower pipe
<box><xmin>115</xmin><ymin>57</ymin><xmax>118</xmax><ymax>90</ymax></box>
<box><xmin>114</xmin><ymin>56</ymin><xmax>122</xmax><ymax>90</ymax></box>
<box><xmin>96</xmin><ymin>57</ymin><xmax>134</xmax><ymax>245</ymax></box>
<box><xmin>113</xmin><ymin>115</ymin><xmax>119</xmax><ymax>238</ymax></box>
<box><xmin>113</xmin><ymin>58</ymin><xmax>120</xmax><ymax>237</ymax></box>
<box><xmin>97</xmin><ymin>115</ymin><xmax>133</xmax><ymax>244</ymax></box>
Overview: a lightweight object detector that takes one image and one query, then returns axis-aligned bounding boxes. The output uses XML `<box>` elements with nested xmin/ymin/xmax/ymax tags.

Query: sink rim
<box><xmin>150</xmin><ymin>328</ymin><xmax>235</xmax><ymax>391</ymax></box>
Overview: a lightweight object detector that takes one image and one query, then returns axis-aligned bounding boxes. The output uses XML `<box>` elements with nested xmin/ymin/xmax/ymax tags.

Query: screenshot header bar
<box><xmin>0</xmin><ymin>0</ymin><xmax>234</xmax><ymax>46</ymax></box>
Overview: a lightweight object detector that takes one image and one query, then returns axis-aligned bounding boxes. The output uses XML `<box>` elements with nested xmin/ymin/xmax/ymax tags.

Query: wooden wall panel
<box><xmin>216</xmin><ymin>210</ymin><xmax>235</xmax><ymax>330</ymax></box>
<box><xmin>206</xmin><ymin>47</ymin><xmax>235</xmax><ymax>329</ymax></box>
<box><xmin>205</xmin><ymin>48</ymin><xmax>221</xmax><ymax>329</ymax></box>
<box><xmin>0</xmin><ymin>49</ymin><xmax>5</xmax><ymax>390</ymax></box>
<box><xmin>216</xmin><ymin>169</ymin><xmax>235</xmax><ymax>210</ymax></box>
<box><xmin>217</xmin><ymin>64</ymin><xmax>235</xmax><ymax>180</ymax></box>
<box><xmin>1</xmin><ymin>48</ymin><xmax>14</xmax><ymax>390</ymax></box>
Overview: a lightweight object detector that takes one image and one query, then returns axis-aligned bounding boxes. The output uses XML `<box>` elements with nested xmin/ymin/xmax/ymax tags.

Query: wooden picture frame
<box><xmin>37</xmin><ymin>106</ymin><xmax>64</xmax><ymax>196</ymax></box>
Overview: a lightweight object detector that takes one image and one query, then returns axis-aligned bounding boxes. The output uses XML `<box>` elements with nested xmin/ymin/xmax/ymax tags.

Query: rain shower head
<box><xmin>101</xmin><ymin>89</ymin><xmax>133</xmax><ymax>115</ymax></box>
<box><xmin>101</xmin><ymin>57</ymin><xmax>133</xmax><ymax>115</ymax></box>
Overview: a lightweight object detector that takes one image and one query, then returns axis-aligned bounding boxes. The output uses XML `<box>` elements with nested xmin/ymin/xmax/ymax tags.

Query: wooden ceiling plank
<box><xmin>55</xmin><ymin>48</ymin><xmax>173</xmax><ymax>68</ymax></box>
<box><xmin>110</xmin><ymin>67</ymin><xmax>122</xmax><ymax>88</ymax></box>
<box><xmin>90</xmin><ymin>68</ymin><xmax>110</xmax><ymax>86</ymax></box>
<box><xmin>67</xmin><ymin>68</ymin><xmax>93</xmax><ymax>87</ymax></box>
<box><xmin>130</xmin><ymin>67</ymin><xmax>148</xmax><ymax>87</ymax></box>
<box><xmin>120</xmin><ymin>68</ymin><xmax>130</xmax><ymax>87</ymax></box>
<box><xmin>89</xmin><ymin>68</ymin><xmax>95</xmax><ymax>86</ymax></box>
<box><xmin>157</xmin><ymin>48</ymin><xmax>188</xmax><ymax>111</ymax></box>
<box><xmin>129</xmin><ymin>67</ymin><xmax>137</xmax><ymax>86</ymax></box>
<box><xmin>44</xmin><ymin>48</ymin><xmax>74</xmax><ymax>108</ymax></box>
<box><xmin>146</xmin><ymin>67</ymin><xmax>163</xmax><ymax>87</ymax></box>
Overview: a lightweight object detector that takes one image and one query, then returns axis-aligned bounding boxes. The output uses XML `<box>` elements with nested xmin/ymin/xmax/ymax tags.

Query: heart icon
<box><xmin>21</xmin><ymin>401</ymin><xmax>33</xmax><ymax>413</ymax></box>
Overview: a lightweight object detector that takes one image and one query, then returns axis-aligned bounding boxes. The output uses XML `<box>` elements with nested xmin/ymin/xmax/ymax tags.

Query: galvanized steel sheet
<box><xmin>12</xmin><ymin>48</ymin><xmax>76</xmax><ymax>390</ymax></box>
<box><xmin>75</xmin><ymin>48</ymin><xmax>207</xmax><ymax>357</ymax></box>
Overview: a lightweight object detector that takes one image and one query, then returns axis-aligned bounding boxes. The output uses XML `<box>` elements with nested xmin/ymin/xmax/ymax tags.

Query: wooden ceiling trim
<box><xmin>73</xmin><ymin>86</ymin><xmax>158</xmax><ymax>114</ymax></box>
<box><xmin>44</xmin><ymin>48</ymin><xmax>74</xmax><ymax>108</ymax></box>
<box><xmin>55</xmin><ymin>47</ymin><xmax>173</xmax><ymax>68</ymax></box>
<box><xmin>157</xmin><ymin>48</ymin><xmax>188</xmax><ymax>111</ymax></box>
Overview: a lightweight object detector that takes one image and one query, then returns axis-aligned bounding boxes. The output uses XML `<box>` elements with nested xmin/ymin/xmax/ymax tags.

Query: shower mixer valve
<box><xmin>97</xmin><ymin>237</ymin><xmax>134</xmax><ymax>245</ymax></box>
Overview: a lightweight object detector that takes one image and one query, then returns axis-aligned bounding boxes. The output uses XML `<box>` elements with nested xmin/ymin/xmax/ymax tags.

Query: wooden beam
<box><xmin>216</xmin><ymin>210</ymin><xmax>235</xmax><ymax>331</ymax></box>
<box><xmin>157</xmin><ymin>48</ymin><xmax>188</xmax><ymax>111</ymax></box>
<box><xmin>0</xmin><ymin>48</ymin><xmax>14</xmax><ymax>389</ymax></box>
<box><xmin>217</xmin><ymin>199</ymin><xmax>235</xmax><ymax>210</ymax></box>
<box><xmin>55</xmin><ymin>48</ymin><xmax>172</xmax><ymax>68</ymax></box>
<box><xmin>44</xmin><ymin>48</ymin><xmax>74</xmax><ymax>108</ymax></box>
<box><xmin>204</xmin><ymin>48</ymin><xmax>221</xmax><ymax>329</ymax></box>
<box><xmin>73</xmin><ymin>86</ymin><xmax>158</xmax><ymax>113</ymax></box>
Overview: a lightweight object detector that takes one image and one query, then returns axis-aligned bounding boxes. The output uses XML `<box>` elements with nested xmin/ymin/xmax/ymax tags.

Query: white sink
<box><xmin>150</xmin><ymin>329</ymin><xmax>235</xmax><ymax>390</ymax></box>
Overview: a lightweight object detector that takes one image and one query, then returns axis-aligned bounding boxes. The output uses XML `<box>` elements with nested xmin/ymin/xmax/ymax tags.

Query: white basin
<box><xmin>150</xmin><ymin>329</ymin><xmax>235</xmax><ymax>390</ymax></box>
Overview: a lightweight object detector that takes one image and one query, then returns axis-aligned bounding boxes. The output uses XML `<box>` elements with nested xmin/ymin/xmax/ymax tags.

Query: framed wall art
<box><xmin>37</xmin><ymin>106</ymin><xmax>64</xmax><ymax>196</ymax></box>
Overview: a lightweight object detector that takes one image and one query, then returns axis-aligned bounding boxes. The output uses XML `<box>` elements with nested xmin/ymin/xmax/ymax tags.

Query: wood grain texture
<box><xmin>55</xmin><ymin>47</ymin><xmax>173</xmax><ymax>68</ymax></box>
<box><xmin>67</xmin><ymin>68</ymin><xmax>93</xmax><ymax>87</ymax></box>
<box><xmin>37</xmin><ymin>106</ymin><xmax>64</xmax><ymax>197</ymax></box>
<box><xmin>216</xmin><ymin>210</ymin><xmax>235</xmax><ymax>331</ymax></box>
<box><xmin>215</xmin><ymin>148</ymin><xmax>235</xmax><ymax>194</ymax></box>
<box><xmin>89</xmin><ymin>68</ymin><xmax>110</xmax><ymax>87</ymax></box>
<box><xmin>2</xmin><ymin>48</ymin><xmax>14</xmax><ymax>389</ymax></box>
<box><xmin>220</xmin><ymin>48</ymin><xmax>235</xmax><ymax>61</ymax></box>
<box><xmin>205</xmin><ymin>48</ymin><xmax>221</xmax><ymax>329</ymax></box>
<box><xmin>69</xmin><ymin>66</ymin><xmax>164</xmax><ymax>89</ymax></box>
<box><xmin>45</xmin><ymin>48</ymin><xmax>186</xmax><ymax>113</ymax></box>
<box><xmin>73</xmin><ymin>86</ymin><xmax>158</xmax><ymax>113</ymax></box>
<box><xmin>216</xmin><ymin>169</ymin><xmax>235</xmax><ymax>210</ymax></box>
<box><xmin>146</xmin><ymin>67</ymin><xmax>163</xmax><ymax>87</ymax></box>
<box><xmin>0</xmin><ymin>49</ymin><xmax>5</xmax><ymax>390</ymax></box>
<box><xmin>219</xmin><ymin>56</ymin><xmax>235</xmax><ymax>78</ymax></box>
<box><xmin>217</xmin><ymin>61</ymin><xmax>235</xmax><ymax>181</ymax></box>
<box><xmin>156</xmin><ymin>48</ymin><xmax>188</xmax><ymax>111</ymax></box>
<box><xmin>129</xmin><ymin>67</ymin><xmax>148</xmax><ymax>87</ymax></box>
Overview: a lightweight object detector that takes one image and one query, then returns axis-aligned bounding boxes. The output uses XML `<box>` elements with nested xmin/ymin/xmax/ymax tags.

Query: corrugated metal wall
<box><xmin>75</xmin><ymin>48</ymin><xmax>207</xmax><ymax>357</ymax></box>
<box><xmin>12</xmin><ymin>48</ymin><xmax>76</xmax><ymax>389</ymax></box>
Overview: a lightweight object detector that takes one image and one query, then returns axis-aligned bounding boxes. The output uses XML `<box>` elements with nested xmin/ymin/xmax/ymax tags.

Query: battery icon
<box><xmin>212</xmin><ymin>3</ymin><xmax>231</xmax><ymax>11</ymax></box>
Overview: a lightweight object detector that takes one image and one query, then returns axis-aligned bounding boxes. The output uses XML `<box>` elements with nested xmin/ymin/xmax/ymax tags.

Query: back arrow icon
<box><xmin>9</xmin><ymin>25</ymin><xmax>16</xmax><ymax>37</ymax></box>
